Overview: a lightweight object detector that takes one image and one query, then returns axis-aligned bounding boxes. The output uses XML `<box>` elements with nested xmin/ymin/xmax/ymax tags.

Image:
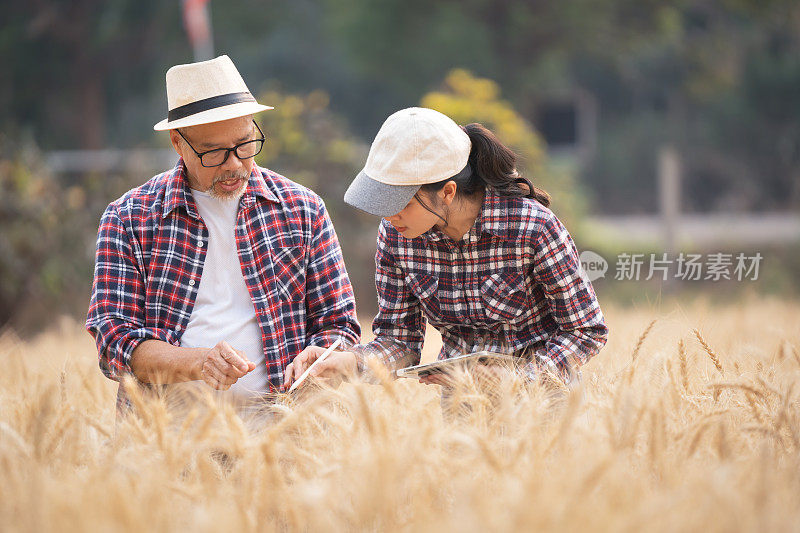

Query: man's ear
<box><xmin>169</xmin><ymin>129</ymin><xmax>184</xmax><ymax>157</ymax></box>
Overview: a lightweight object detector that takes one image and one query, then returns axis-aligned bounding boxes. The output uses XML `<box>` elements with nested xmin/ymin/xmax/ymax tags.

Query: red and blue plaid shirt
<box><xmin>358</xmin><ymin>188</ymin><xmax>608</xmax><ymax>382</ymax></box>
<box><xmin>86</xmin><ymin>159</ymin><xmax>360</xmax><ymax>406</ymax></box>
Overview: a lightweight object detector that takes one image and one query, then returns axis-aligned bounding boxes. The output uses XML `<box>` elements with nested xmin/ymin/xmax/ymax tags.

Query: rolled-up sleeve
<box><xmin>85</xmin><ymin>204</ymin><xmax>175</xmax><ymax>382</ymax></box>
<box><xmin>353</xmin><ymin>221</ymin><xmax>425</xmax><ymax>374</ymax></box>
<box><xmin>531</xmin><ymin>210</ymin><xmax>609</xmax><ymax>378</ymax></box>
<box><xmin>303</xmin><ymin>201</ymin><xmax>361</xmax><ymax>349</ymax></box>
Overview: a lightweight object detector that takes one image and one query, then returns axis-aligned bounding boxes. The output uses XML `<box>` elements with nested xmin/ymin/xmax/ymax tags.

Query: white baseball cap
<box><xmin>344</xmin><ymin>107</ymin><xmax>472</xmax><ymax>216</ymax></box>
<box><xmin>154</xmin><ymin>55</ymin><xmax>272</xmax><ymax>131</ymax></box>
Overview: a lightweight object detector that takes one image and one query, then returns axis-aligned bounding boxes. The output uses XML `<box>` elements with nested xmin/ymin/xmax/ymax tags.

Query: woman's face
<box><xmin>384</xmin><ymin>188</ymin><xmax>450</xmax><ymax>239</ymax></box>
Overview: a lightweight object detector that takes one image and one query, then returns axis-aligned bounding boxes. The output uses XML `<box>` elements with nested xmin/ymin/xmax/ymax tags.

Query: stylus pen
<box><xmin>288</xmin><ymin>338</ymin><xmax>343</xmax><ymax>392</ymax></box>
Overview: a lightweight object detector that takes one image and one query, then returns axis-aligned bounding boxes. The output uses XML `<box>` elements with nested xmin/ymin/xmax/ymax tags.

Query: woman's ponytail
<box><xmin>418</xmin><ymin>122</ymin><xmax>551</xmax><ymax>208</ymax></box>
<box><xmin>462</xmin><ymin>123</ymin><xmax>551</xmax><ymax>207</ymax></box>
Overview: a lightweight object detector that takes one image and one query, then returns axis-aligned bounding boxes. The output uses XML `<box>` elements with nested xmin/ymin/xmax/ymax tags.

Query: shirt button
<box><xmin>175</xmin><ymin>325</ymin><xmax>182</xmax><ymax>331</ymax></box>
<box><xmin>197</xmin><ymin>240</ymin><xmax>204</xmax><ymax>247</ymax></box>
<box><xmin>189</xmin><ymin>279</ymin><xmax>196</xmax><ymax>286</ymax></box>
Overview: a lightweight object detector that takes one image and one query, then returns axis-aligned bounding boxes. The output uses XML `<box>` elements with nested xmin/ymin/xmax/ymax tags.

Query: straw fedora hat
<box><xmin>153</xmin><ymin>55</ymin><xmax>272</xmax><ymax>131</ymax></box>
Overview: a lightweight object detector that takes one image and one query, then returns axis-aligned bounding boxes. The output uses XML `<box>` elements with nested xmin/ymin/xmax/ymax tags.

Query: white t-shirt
<box><xmin>179</xmin><ymin>188</ymin><xmax>268</xmax><ymax>397</ymax></box>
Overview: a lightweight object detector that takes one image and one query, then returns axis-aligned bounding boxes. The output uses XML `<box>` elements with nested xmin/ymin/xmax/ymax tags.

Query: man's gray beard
<box><xmin>208</xmin><ymin>170</ymin><xmax>250</xmax><ymax>202</ymax></box>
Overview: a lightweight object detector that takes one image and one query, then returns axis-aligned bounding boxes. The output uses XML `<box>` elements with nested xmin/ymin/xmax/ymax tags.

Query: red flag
<box><xmin>183</xmin><ymin>0</ymin><xmax>211</xmax><ymax>48</ymax></box>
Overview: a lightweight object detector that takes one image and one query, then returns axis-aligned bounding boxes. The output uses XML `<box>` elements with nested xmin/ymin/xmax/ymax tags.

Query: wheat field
<box><xmin>1</xmin><ymin>296</ymin><xmax>799</xmax><ymax>532</ymax></box>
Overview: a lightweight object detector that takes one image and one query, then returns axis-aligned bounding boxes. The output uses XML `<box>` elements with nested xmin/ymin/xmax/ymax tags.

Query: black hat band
<box><xmin>168</xmin><ymin>92</ymin><xmax>256</xmax><ymax>122</ymax></box>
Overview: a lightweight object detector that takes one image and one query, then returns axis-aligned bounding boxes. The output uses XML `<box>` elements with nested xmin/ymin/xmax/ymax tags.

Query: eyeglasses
<box><xmin>177</xmin><ymin>120</ymin><xmax>265</xmax><ymax>167</ymax></box>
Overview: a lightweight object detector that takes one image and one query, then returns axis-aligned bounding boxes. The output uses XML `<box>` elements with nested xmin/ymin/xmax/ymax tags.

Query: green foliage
<box><xmin>576</xmin><ymin>0</ymin><xmax>800</xmax><ymax>211</ymax></box>
<box><xmin>0</xmin><ymin>1</ymin><xmax>184</xmax><ymax>149</ymax></box>
<box><xmin>324</xmin><ymin>0</ymin><xmax>800</xmax><ymax>211</ymax></box>
<box><xmin>3</xmin><ymin>0</ymin><xmax>799</xmax><ymax>323</ymax></box>
<box><xmin>421</xmin><ymin>69</ymin><xmax>582</xmax><ymax>225</ymax></box>
<box><xmin>255</xmin><ymin>88</ymin><xmax>367</xmax><ymax>196</ymax></box>
<box><xmin>0</xmin><ymin>135</ymin><xmax>91</xmax><ymax>327</ymax></box>
<box><xmin>4</xmin><ymin>0</ymin><xmax>799</xmax><ymax>210</ymax></box>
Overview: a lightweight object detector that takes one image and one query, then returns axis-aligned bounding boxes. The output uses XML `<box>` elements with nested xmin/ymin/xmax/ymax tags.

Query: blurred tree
<box><xmin>1</xmin><ymin>0</ymin><xmax>186</xmax><ymax>149</ymax></box>
<box><xmin>0</xmin><ymin>133</ymin><xmax>92</xmax><ymax>328</ymax></box>
<box><xmin>255</xmin><ymin>85</ymin><xmax>368</xmax><ymax>228</ymax></box>
<box><xmin>573</xmin><ymin>0</ymin><xmax>800</xmax><ymax>211</ymax></box>
<box><xmin>1</xmin><ymin>0</ymin><xmax>798</xmax><ymax>212</ymax></box>
<box><xmin>323</xmin><ymin>0</ymin><xmax>800</xmax><ymax>212</ymax></box>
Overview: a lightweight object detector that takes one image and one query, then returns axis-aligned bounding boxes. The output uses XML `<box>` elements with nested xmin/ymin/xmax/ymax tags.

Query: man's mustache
<box><xmin>212</xmin><ymin>170</ymin><xmax>250</xmax><ymax>186</ymax></box>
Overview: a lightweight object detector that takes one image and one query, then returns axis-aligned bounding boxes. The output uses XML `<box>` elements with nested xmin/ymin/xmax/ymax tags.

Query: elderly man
<box><xmin>86</xmin><ymin>55</ymin><xmax>360</xmax><ymax>411</ymax></box>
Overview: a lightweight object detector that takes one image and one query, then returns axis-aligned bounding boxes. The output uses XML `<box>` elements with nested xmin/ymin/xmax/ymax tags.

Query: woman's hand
<box><xmin>419</xmin><ymin>364</ymin><xmax>512</xmax><ymax>388</ymax></box>
<box><xmin>282</xmin><ymin>346</ymin><xmax>357</xmax><ymax>390</ymax></box>
<box><xmin>470</xmin><ymin>363</ymin><xmax>513</xmax><ymax>387</ymax></box>
<box><xmin>419</xmin><ymin>373</ymin><xmax>454</xmax><ymax>387</ymax></box>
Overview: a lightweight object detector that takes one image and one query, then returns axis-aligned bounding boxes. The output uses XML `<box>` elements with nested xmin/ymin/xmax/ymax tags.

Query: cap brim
<box><xmin>344</xmin><ymin>170</ymin><xmax>421</xmax><ymax>217</ymax></box>
<box><xmin>154</xmin><ymin>101</ymin><xmax>273</xmax><ymax>131</ymax></box>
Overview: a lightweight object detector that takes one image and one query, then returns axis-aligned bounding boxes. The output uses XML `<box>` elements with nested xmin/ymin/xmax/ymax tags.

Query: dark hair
<box><xmin>418</xmin><ymin>123</ymin><xmax>551</xmax><ymax>207</ymax></box>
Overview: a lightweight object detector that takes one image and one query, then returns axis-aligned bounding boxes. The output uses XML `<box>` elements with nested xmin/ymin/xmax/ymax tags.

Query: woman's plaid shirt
<box><xmin>358</xmin><ymin>188</ymin><xmax>608</xmax><ymax>381</ymax></box>
<box><xmin>85</xmin><ymin>160</ymin><xmax>360</xmax><ymax>406</ymax></box>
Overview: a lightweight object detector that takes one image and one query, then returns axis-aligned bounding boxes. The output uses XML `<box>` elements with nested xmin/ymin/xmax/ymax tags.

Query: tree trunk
<box><xmin>77</xmin><ymin>63</ymin><xmax>105</xmax><ymax>150</ymax></box>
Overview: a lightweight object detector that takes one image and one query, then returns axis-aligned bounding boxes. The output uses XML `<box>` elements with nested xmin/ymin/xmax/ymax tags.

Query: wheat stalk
<box><xmin>678</xmin><ymin>339</ymin><xmax>689</xmax><ymax>391</ymax></box>
<box><xmin>632</xmin><ymin>319</ymin><xmax>657</xmax><ymax>362</ymax></box>
<box><xmin>693</xmin><ymin>329</ymin><xmax>725</xmax><ymax>376</ymax></box>
<box><xmin>0</xmin><ymin>302</ymin><xmax>798</xmax><ymax>530</ymax></box>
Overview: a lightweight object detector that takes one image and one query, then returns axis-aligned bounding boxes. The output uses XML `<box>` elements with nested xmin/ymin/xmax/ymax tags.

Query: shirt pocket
<box><xmin>404</xmin><ymin>273</ymin><xmax>440</xmax><ymax>319</ymax></box>
<box><xmin>272</xmin><ymin>245</ymin><xmax>307</xmax><ymax>301</ymax></box>
<box><xmin>480</xmin><ymin>270</ymin><xmax>528</xmax><ymax>322</ymax></box>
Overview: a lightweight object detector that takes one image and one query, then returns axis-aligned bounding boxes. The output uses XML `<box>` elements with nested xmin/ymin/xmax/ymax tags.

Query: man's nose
<box><xmin>221</xmin><ymin>148</ymin><xmax>245</xmax><ymax>171</ymax></box>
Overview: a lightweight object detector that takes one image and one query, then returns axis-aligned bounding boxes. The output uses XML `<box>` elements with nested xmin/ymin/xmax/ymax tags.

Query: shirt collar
<box><xmin>421</xmin><ymin>187</ymin><xmax>517</xmax><ymax>244</ymax></box>
<box><xmin>475</xmin><ymin>187</ymin><xmax>514</xmax><ymax>239</ymax></box>
<box><xmin>161</xmin><ymin>158</ymin><xmax>279</xmax><ymax>219</ymax></box>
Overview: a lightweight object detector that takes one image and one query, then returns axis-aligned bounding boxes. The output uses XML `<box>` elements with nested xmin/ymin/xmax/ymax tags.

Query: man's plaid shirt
<box><xmin>86</xmin><ymin>159</ymin><xmax>360</xmax><ymax>407</ymax></box>
<box><xmin>358</xmin><ymin>188</ymin><xmax>608</xmax><ymax>381</ymax></box>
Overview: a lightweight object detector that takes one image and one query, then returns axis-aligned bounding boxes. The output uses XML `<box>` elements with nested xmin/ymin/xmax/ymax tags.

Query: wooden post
<box><xmin>658</xmin><ymin>145</ymin><xmax>681</xmax><ymax>258</ymax></box>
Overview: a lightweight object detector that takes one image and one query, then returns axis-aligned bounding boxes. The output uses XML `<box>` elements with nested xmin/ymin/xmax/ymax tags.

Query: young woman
<box><xmin>283</xmin><ymin>107</ymin><xmax>608</xmax><ymax>390</ymax></box>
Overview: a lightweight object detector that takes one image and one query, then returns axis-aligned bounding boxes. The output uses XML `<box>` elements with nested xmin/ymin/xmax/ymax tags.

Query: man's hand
<box><xmin>198</xmin><ymin>341</ymin><xmax>256</xmax><ymax>390</ymax></box>
<box><xmin>283</xmin><ymin>346</ymin><xmax>357</xmax><ymax>390</ymax></box>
